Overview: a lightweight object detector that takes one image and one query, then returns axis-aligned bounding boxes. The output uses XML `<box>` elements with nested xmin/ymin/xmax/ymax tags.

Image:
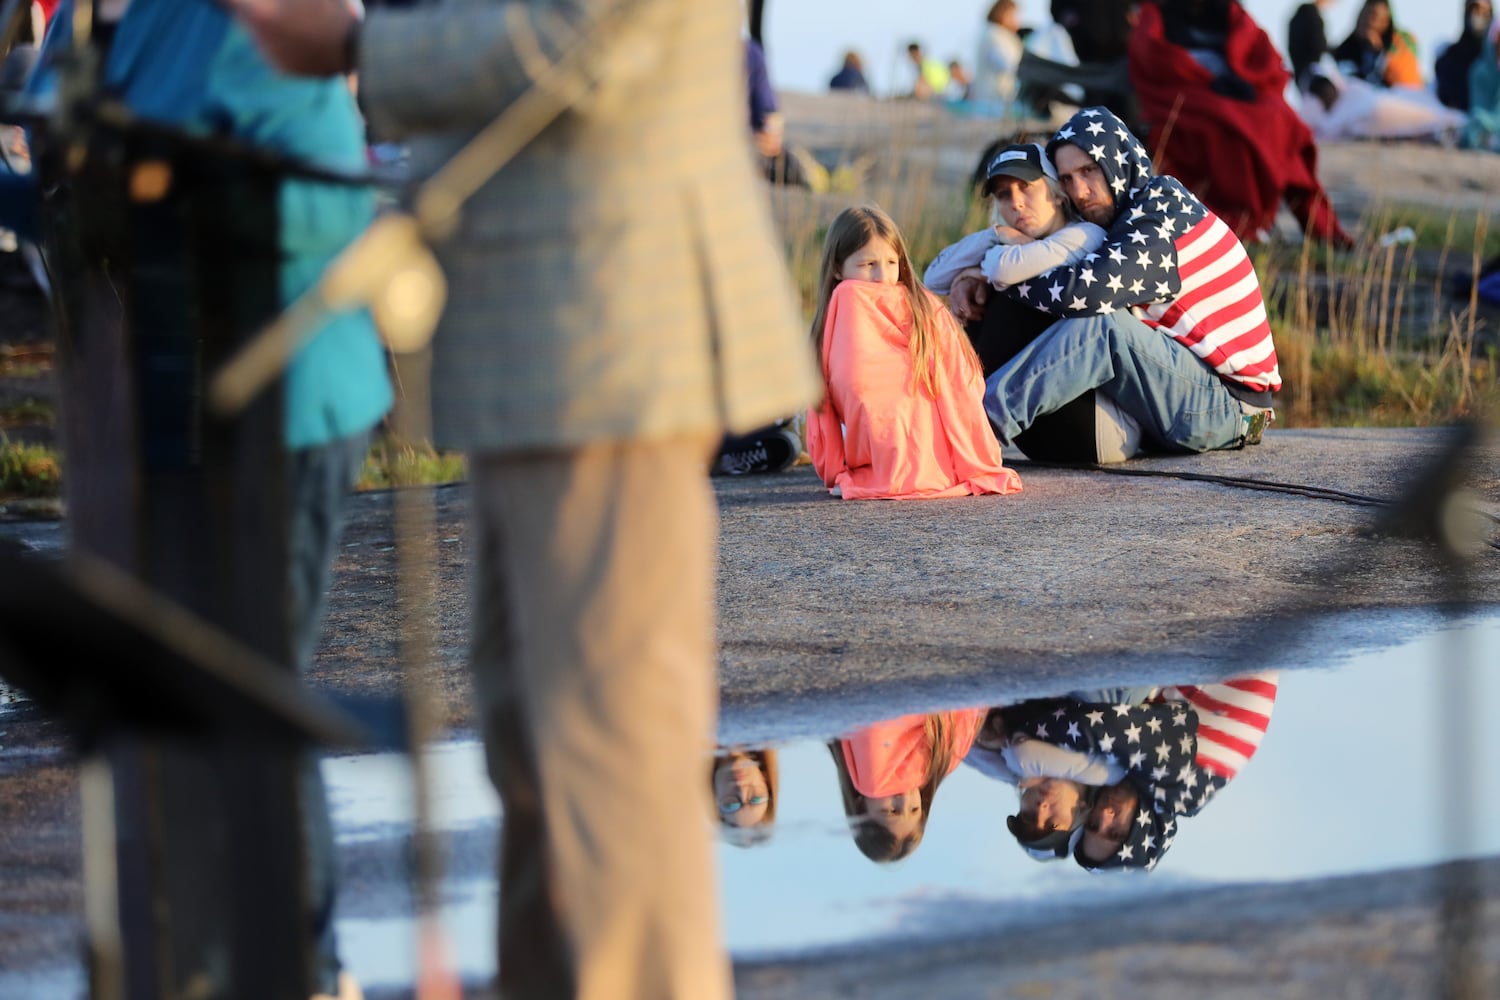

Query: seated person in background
<box><xmin>925</xmin><ymin>142</ymin><xmax>1106</xmax><ymax>309</ymax></box>
<box><xmin>1128</xmin><ymin>0</ymin><xmax>1352</xmax><ymax>247</ymax></box>
<box><xmin>1334</xmin><ymin>0</ymin><xmax>1425</xmax><ymax>87</ymax></box>
<box><xmin>829</xmin><ymin>709</ymin><xmax>985</xmax><ymax>863</ymax></box>
<box><xmin>829</xmin><ymin>49</ymin><xmax>871</xmax><ymax>93</ymax></box>
<box><xmin>710</xmin><ymin>748</ymin><xmax>779</xmax><ymax>848</ymax></box>
<box><xmin>806</xmin><ymin>205</ymin><xmax>1023</xmax><ymax>500</ymax></box>
<box><xmin>1021</xmin><ymin>0</ymin><xmax>1140</xmax><ymax>126</ymax></box>
<box><xmin>948</xmin><ymin>59</ymin><xmax>974</xmax><ymax>100</ymax></box>
<box><xmin>1287</xmin><ymin>0</ymin><xmax>1337</xmax><ymax>93</ymax></box>
<box><xmin>1436</xmin><ymin>0</ymin><xmax>1493</xmax><ymax>109</ymax></box>
<box><xmin>946</xmin><ymin>107</ymin><xmax>1281</xmax><ymax>459</ymax></box>
<box><xmin>1461</xmin><ymin>25</ymin><xmax>1500</xmax><ymax>149</ymax></box>
<box><xmin>925</xmin><ymin>141</ymin><xmax>1141</xmax><ymax>464</ymax></box>
<box><xmin>1052</xmin><ymin>0</ymin><xmax>1135</xmax><ymax>63</ymax></box>
<box><xmin>973</xmin><ymin>0</ymin><xmax>1026</xmax><ymax>115</ymax></box>
<box><xmin>907</xmin><ymin>40</ymin><xmax>952</xmax><ymax>99</ymax></box>
<box><xmin>1075</xmin><ymin>674</ymin><xmax>1279</xmax><ymax>869</ymax></box>
<box><xmin>746</xmin><ymin>35</ymin><xmax>802</xmax><ymax>187</ymax></box>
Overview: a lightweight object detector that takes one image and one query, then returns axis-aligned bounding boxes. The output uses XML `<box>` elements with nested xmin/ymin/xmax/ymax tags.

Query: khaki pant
<box><xmin>467</xmin><ymin>435</ymin><xmax>730</xmax><ymax>1000</ymax></box>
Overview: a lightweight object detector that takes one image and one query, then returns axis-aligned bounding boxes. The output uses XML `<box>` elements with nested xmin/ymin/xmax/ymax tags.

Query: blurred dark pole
<box><xmin>45</xmin><ymin>117</ymin><xmax>309</xmax><ymax>998</ymax></box>
<box><xmin>1371</xmin><ymin>420</ymin><xmax>1489</xmax><ymax>999</ymax></box>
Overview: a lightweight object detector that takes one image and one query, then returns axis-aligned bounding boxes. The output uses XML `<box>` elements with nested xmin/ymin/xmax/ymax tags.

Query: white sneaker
<box><xmin>1094</xmin><ymin>394</ymin><xmax>1143</xmax><ymax>464</ymax></box>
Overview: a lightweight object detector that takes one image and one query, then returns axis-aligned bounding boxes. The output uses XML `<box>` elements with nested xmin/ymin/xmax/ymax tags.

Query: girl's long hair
<box><xmin>809</xmin><ymin>205</ymin><xmax>950</xmax><ymax>398</ymax></box>
<box><xmin>827</xmin><ymin>713</ymin><xmax>957</xmax><ymax>863</ymax></box>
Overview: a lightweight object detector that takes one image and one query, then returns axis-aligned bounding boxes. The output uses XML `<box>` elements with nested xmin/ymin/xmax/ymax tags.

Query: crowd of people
<box><xmin>835</xmin><ymin>0</ymin><xmax>1498</xmax><ymax>154</ymax></box>
<box><xmin>791</xmin><ymin>2</ymin><xmax>1500</xmax><ymax>247</ymax></box>
<box><xmin>712</xmin><ymin>673</ymin><xmax>1280</xmax><ymax>872</ymax></box>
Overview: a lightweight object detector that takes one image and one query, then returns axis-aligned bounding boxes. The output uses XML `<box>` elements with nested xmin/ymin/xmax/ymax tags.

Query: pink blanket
<box><xmin>808</xmin><ymin>281</ymin><xmax>1022</xmax><ymax>501</ymax></box>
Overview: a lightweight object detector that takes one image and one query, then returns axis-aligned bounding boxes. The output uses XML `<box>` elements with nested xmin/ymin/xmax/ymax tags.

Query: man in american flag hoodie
<box><xmin>983</xmin><ymin>672</ymin><xmax>1279</xmax><ymax>871</ymax></box>
<box><xmin>952</xmin><ymin>106</ymin><xmax>1279</xmax><ymax>454</ymax></box>
<box><xmin>1072</xmin><ymin>672</ymin><xmax>1280</xmax><ymax>871</ymax></box>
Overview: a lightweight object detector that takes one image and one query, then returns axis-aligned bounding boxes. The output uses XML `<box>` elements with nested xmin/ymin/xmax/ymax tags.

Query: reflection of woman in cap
<box><xmin>710</xmin><ymin>748</ymin><xmax>779</xmax><ymax>848</ymax></box>
<box><xmin>828</xmin><ymin>709</ymin><xmax>985</xmax><ymax>863</ymax></box>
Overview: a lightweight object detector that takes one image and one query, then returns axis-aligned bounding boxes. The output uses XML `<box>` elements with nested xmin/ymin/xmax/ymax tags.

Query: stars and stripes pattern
<box><xmin>1004</xmin><ymin>107</ymin><xmax>1280</xmax><ymax>392</ymax></box>
<box><xmin>1142</xmin><ymin>211</ymin><xmax>1280</xmax><ymax>391</ymax></box>
<box><xmin>994</xmin><ymin>673</ymin><xmax>1280</xmax><ymax>870</ymax></box>
<box><xmin>998</xmin><ymin>696</ymin><xmax>1205</xmax><ymax>869</ymax></box>
<box><xmin>1003</xmin><ymin>693</ymin><xmax>1223</xmax><ymax>868</ymax></box>
<box><xmin>1156</xmin><ymin>672</ymin><xmax>1279</xmax><ymax>781</ymax></box>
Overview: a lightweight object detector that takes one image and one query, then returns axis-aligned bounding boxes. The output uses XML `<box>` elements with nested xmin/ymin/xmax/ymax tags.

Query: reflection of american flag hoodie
<box><xmin>1158</xmin><ymin>672</ymin><xmax>1278</xmax><ymax>786</ymax></box>
<box><xmin>1003</xmin><ymin>107</ymin><xmax>1280</xmax><ymax>393</ymax></box>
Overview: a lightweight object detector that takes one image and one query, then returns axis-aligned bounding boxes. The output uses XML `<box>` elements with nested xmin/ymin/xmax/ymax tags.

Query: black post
<box><xmin>46</xmin><ymin>121</ymin><xmax>310</xmax><ymax>999</ymax></box>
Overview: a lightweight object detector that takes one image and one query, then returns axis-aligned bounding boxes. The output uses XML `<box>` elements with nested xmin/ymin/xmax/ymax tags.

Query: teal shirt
<box><xmin>6</xmin><ymin>0</ymin><xmax>392</xmax><ymax>449</ymax></box>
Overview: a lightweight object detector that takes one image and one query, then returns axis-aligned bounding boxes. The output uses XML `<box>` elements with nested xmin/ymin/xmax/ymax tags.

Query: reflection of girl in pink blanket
<box><xmin>830</xmin><ymin>709</ymin><xmax>986</xmax><ymax>861</ymax></box>
<box><xmin>806</xmin><ymin>206</ymin><xmax>1023</xmax><ymax>500</ymax></box>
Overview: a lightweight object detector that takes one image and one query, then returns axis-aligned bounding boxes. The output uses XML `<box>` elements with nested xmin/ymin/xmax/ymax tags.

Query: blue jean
<box><xmin>1069</xmin><ymin>687</ymin><xmax>1161</xmax><ymax>705</ymax></box>
<box><xmin>287</xmin><ymin>431</ymin><xmax>369</xmax><ymax>995</ymax></box>
<box><xmin>984</xmin><ymin>310</ymin><xmax>1245</xmax><ymax>454</ymax></box>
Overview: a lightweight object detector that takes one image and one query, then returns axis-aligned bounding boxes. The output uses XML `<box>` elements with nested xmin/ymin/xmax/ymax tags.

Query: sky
<box><xmin>759</xmin><ymin>0</ymin><xmax>1478</xmax><ymax>97</ymax></box>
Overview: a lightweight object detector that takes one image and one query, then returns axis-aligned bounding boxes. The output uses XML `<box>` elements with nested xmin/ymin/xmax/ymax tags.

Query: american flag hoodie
<box><xmin>999</xmin><ymin>107</ymin><xmax>1281</xmax><ymax>394</ymax></box>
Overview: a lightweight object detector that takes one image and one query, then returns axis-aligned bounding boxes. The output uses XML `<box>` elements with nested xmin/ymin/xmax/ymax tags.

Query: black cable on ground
<box><xmin>1012</xmin><ymin>460</ymin><xmax>1500</xmax><ymax>551</ymax></box>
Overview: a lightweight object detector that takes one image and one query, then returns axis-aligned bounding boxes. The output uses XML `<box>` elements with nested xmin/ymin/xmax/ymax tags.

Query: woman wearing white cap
<box><xmin>924</xmin><ymin>142</ymin><xmax>1141</xmax><ymax>464</ymax></box>
<box><xmin>925</xmin><ymin>141</ymin><xmax>1104</xmax><ymax>302</ymax></box>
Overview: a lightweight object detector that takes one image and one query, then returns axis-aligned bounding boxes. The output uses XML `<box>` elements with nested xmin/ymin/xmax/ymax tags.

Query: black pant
<box><xmin>969</xmin><ymin>295</ymin><xmax>1100</xmax><ymax>464</ymax></box>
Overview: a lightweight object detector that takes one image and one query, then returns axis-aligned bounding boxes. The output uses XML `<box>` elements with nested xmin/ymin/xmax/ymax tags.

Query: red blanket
<box><xmin>1128</xmin><ymin>2</ymin><xmax>1350</xmax><ymax>247</ymax></box>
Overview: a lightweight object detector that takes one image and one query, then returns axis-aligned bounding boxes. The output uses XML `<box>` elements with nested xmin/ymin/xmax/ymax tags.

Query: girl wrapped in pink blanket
<box><xmin>807</xmin><ymin>205</ymin><xmax>1023</xmax><ymax>500</ymax></box>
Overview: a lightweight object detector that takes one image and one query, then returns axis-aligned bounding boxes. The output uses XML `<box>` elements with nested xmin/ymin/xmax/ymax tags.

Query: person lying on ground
<box><xmin>1127</xmin><ymin>0</ymin><xmax>1352</xmax><ymax>246</ymax></box>
<box><xmin>806</xmin><ymin>205</ymin><xmax>1023</xmax><ymax>500</ymax></box>
<box><xmin>947</xmin><ymin>106</ymin><xmax>1280</xmax><ymax>459</ymax></box>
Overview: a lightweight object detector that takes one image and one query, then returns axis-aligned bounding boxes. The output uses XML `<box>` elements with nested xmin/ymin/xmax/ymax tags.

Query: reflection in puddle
<box><xmin>326</xmin><ymin>615</ymin><xmax>1500</xmax><ymax>986</ymax></box>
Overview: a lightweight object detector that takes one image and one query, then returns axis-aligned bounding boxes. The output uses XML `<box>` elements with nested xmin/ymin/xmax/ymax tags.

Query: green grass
<box><xmin>0</xmin><ymin>432</ymin><xmax>466</xmax><ymax>503</ymax></box>
<box><xmin>356</xmin><ymin>434</ymin><xmax>467</xmax><ymax>491</ymax></box>
<box><xmin>0</xmin><ymin>398</ymin><xmax>55</xmax><ymax>427</ymax></box>
<box><xmin>0</xmin><ymin>438</ymin><xmax>62</xmax><ymax>498</ymax></box>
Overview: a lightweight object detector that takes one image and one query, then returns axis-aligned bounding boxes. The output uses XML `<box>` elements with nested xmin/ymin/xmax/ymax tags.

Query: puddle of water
<box><xmin>0</xmin><ymin>967</ymin><xmax>84</xmax><ymax>999</ymax></box>
<box><xmin>323</xmin><ymin>614</ymin><xmax>1500</xmax><ymax>987</ymax></box>
<box><xmin>325</xmin><ymin>741</ymin><xmax>499</xmax><ymax>842</ymax></box>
